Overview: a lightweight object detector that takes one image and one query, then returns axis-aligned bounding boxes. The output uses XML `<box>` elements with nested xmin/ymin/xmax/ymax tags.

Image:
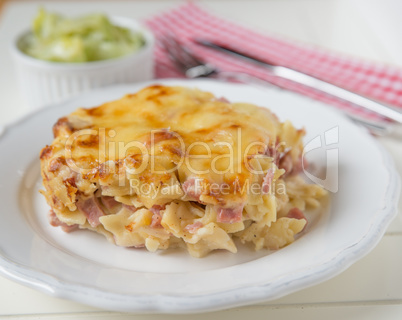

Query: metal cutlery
<box><xmin>196</xmin><ymin>39</ymin><xmax>402</xmax><ymax>125</ymax></box>
<box><xmin>160</xmin><ymin>34</ymin><xmax>402</xmax><ymax>137</ymax></box>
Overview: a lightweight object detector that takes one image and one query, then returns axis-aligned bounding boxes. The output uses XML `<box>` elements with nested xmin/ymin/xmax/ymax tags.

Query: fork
<box><xmin>160</xmin><ymin>34</ymin><xmax>402</xmax><ymax>137</ymax></box>
<box><xmin>160</xmin><ymin>34</ymin><xmax>274</xmax><ymax>85</ymax></box>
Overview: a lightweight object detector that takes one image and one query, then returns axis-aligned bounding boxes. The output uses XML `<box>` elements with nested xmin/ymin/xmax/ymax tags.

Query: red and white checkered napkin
<box><xmin>145</xmin><ymin>2</ymin><xmax>402</xmax><ymax>119</ymax></box>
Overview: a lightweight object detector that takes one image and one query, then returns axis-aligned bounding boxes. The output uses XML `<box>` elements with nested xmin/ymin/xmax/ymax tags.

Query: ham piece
<box><xmin>182</xmin><ymin>178</ymin><xmax>202</xmax><ymax>201</ymax></box>
<box><xmin>149</xmin><ymin>205</ymin><xmax>165</xmax><ymax>228</ymax></box>
<box><xmin>76</xmin><ymin>196</ymin><xmax>105</xmax><ymax>228</ymax></box>
<box><xmin>123</xmin><ymin>204</ymin><xmax>137</xmax><ymax>212</ymax></box>
<box><xmin>287</xmin><ymin>207</ymin><xmax>306</xmax><ymax>220</ymax></box>
<box><xmin>217</xmin><ymin>97</ymin><xmax>230</xmax><ymax>103</ymax></box>
<box><xmin>48</xmin><ymin>210</ymin><xmax>78</xmax><ymax>233</ymax></box>
<box><xmin>287</xmin><ymin>207</ymin><xmax>307</xmax><ymax>231</ymax></box>
<box><xmin>216</xmin><ymin>205</ymin><xmax>244</xmax><ymax>224</ymax></box>
<box><xmin>279</xmin><ymin>152</ymin><xmax>304</xmax><ymax>178</ymax></box>
<box><xmin>184</xmin><ymin>221</ymin><xmax>204</xmax><ymax>233</ymax></box>
<box><xmin>101</xmin><ymin>196</ymin><xmax>119</xmax><ymax>211</ymax></box>
<box><xmin>262</xmin><ymin>168</ymin><xmax>274</xmax><ymax>194</ymax></box>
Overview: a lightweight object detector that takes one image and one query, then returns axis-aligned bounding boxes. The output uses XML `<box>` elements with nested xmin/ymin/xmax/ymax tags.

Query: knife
<box><xmin>195</xmin><ymin>39</ymin><xmax>402</xmax><ymax>125</ymax></box>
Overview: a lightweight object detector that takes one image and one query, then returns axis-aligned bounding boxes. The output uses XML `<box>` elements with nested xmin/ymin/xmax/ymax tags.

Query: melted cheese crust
<box><xmin>40</xmin><ymin>85</ymin><xmax>327</xmax><ymax>257</ymax></box>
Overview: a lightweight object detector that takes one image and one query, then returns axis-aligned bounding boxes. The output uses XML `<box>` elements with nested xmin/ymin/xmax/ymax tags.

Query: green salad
<box><xmin>22</xmin><ymin>8</ymin><xmax>145</xmax><ymax>63</ymax></box>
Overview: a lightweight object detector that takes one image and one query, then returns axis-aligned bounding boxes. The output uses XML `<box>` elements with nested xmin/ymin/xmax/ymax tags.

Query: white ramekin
<box><xmin>11</xmin><ymin>16</ymin><xmax>155</xmax><ymax>109</ymax></box>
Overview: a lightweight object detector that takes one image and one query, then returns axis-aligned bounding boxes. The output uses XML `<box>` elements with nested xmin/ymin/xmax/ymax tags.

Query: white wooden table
<box><xmin>0</xmin><ymin>1</ymin><xmax>402</xmax><ymax>319</ymax></box>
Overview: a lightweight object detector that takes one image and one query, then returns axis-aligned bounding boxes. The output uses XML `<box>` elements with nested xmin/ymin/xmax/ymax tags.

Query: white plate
<box><xmin>0</xmin><ymin>79</ymin><xmax>399</xmax><ymax>313</ymax></box>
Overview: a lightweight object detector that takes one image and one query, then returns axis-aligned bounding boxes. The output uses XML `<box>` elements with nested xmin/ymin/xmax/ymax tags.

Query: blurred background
<box><xmin>1</xmin><ymin>0</ymin><xmax>402</xmax><ymax>121</ymax></box>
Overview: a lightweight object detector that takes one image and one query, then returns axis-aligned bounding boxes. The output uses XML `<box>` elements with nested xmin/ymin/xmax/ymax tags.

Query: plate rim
<box><xmin>0</xmin><ymin>78</ymin><xmax>400</xmax><ymax>313</ymax></box>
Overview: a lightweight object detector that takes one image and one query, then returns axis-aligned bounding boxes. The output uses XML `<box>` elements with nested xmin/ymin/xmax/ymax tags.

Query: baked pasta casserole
<box><xmin>40</xmin><ymin>85</ymin><xmax>327</xmax><ymax>257</ymax></box>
